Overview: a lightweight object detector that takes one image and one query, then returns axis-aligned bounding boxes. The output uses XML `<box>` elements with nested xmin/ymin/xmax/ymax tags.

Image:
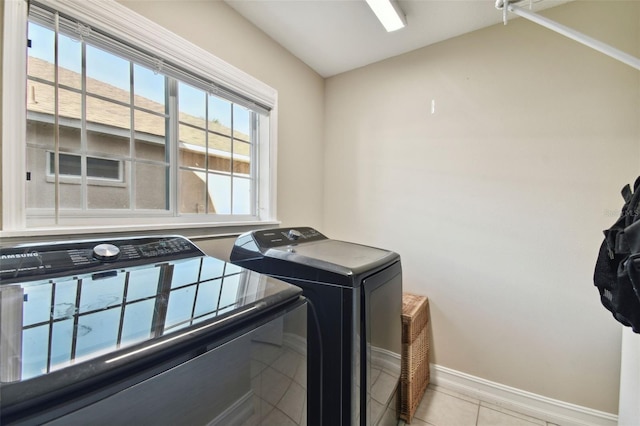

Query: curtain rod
<box><xmin>505</xmin><ymin>3</ymin><xmax>640</xmax><ymax>72</ymax></box>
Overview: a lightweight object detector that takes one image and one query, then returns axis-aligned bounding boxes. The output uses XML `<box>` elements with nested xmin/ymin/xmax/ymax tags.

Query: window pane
<box><xmin>27</xmin><ymin>118</ymin><xmax>54</xmax><ymax>150</ymax></box>
<box><xmin>207</xmin><ymin>173</ymin><xmax>231</xmax><ymax>215</ymax></box>
<box><xmin>59</xmin><ymin>124</ymin><xmax>82</xmax><ymax>151</ymax></box>
<box><xmin>172</xmin><ymin>258</ymin><xmax>202</xmax><ymax>288</ymax></box>
<box><xmin>58</xmin><ymin>88</ymin><xmax>83</xmax><ymax>124</ymax></box>
<box><xmin>27</xmin><ymin>146</ymin><xmax>83</xmax><ymax>209</ymax></box>
<box><xmin>193</xmin><ymin>279</ymin><xmax>222</xmax><ymax>317</ymax></box>
<box><xmin>209</xmin><ymin>133</ymin><xmax>232</xmax><ymax>173</ymax></box>
<box><xmin>135</xmin><ymin>109</ymin><xmax>166</xmax><ymax>161</ymax></box>
<box><xmin>208</xmin><ymin>95</ymin><xmax>231</xmax><ymax>136</ymax></box>
<box><xmin>88</xmin><ymin>157</ymin><xmax>120</xmax><ymax>180</ymax></box>
<box><xmin>121</xmin><ymin>299</ymin><xmax>154</xmax><ymax>346</ymax></box>
<box><xmin>134</xmin><ymin>64</ymin><xmax>166</xmax><ymax>114</ymax></box>
<box><xmin>75</xmin><ymin>308</ymin><xmax>121</xmax><ymax>359</ymax></box>
<box><xmin>58</xmin><ymin>33</ymin><xmax>82</xmax><ymax>90</ymax></box>
<box><xmin>200</xmin><ymin>257</ymin><xmax>226</xmax><ymax>281</ymax></box>
<box><xmin>27</xmin><ymin>80</ymin><xmax>53</xmax><ymax>116</ymax></box>
<box><xmin>127</xmin><ymin>267</ymin><xmax>161</xmax><ymax>301</ymax></box>
<box><xmin>88</xmin><ymin>160</ymin><xmax>130</xmax><ymax>209</ymax></box>
<box><xmin>86</xmin><ymin>96</ymin><xmax>130</xmax><ymax>156</ymax></box>
<box><xmin>233</xmin><ymin>176</ymin><xmax>252</xmax><ymax>215</ymax></box>
<box><xmin>54</xmin><ymin>153</ymin><xmax>81</xmax><ymax>176</ymax></box>
<box><xmin>178</xmin><ymin>82</ymin><xmax>206</xmax><ymax>129</ymax></box>
<box><xmin>234</xmin><ymin>141</ymin><xmax>251</xmax><ymax>175</ymax></box>
<box><xmin>51</xmin><ymin>319</ymin><xmax>74</xmax><ymax>371</ymax></box>
<box><xmin>53</xmin><ymin>280</ymin><xmax>79</xmax><ymax>320</ymax></box>
<box><xmin>79</xmin><ymin>275</ymin><xmax>125</xmax><ymax>313</ymax></box>
<box><xmin>28</xmin><ymin>22</ymin><xmax>54</xmax><ymax>61</ymax></box>
<box><xmin>179</xmin><ymin>125</ymin><xmax>206</xmax><ymax>169</ymax></box>
<box><xmin>59</xmin><ymin>181</ymin><xmax>83</xmax><ymax>209</ymax></box>
<box><xmin>179</xmin><ymin>169</ymin><xmax>207</xmax><ymax>214</ymax></box>
<box><xmin>219</xmin><ymin>274</ymin><xmax>241</xmax><ymax>310</ymax></box>
<box><xmin>27</xmin><ymin>146</ymin><xmax>52</xmax><ymax>209</ymax></box>
<box><xmin>233</xmin><ymin>104</ymin><xmax>251</xmax><ymax>140</ymax></box>
<box><xmin>22</xmin><ymin>325</ymin><xmax>49</xmax><ymax>380</ymax></box>
<box><xmin>136</xmin><ymin>137</ymin><xmax>166</xmax><ymax>162</ymax></box>
<box><xmin>86</xmin><ymin>45</ymin><xmax>130</xmax><ymax>103</ymax></box>
<box><xmin>135</xmin><ymin>162</ymin><xmax>168</xmax><ymax>210</ymax></box>
<box><xmin>23</xmin><ymin>282</ymin><xmax>53</xmax><ymax>326</ymax></box>
<box><xmin>165</xmin><ymin>286</ymin><xmax>196</xmax><ymax>328</ymax></box>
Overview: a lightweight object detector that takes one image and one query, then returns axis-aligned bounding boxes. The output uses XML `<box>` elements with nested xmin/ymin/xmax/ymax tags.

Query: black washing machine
<box><xmin>0</xmin><ymin>236</ymin><xmax>307</xmax><ymax>425</ymax></box>
<box><xmin>230</xmin><ymin>227</ymin><xmax>402</xmax><ymax>426</ymax></box>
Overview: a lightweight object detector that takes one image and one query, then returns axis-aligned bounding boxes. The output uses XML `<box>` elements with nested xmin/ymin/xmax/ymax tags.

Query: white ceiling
<box><xmin>224</xmin><ymin>0</ymin><xmax>566</xmax><ymax>77</ymax></box>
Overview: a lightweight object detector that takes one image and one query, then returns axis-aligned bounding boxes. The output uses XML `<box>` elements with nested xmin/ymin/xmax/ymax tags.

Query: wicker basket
<box><xmin>399</xmin><ymin>294</ymin><xmax>430</xmax><ymax>423</ymax></box>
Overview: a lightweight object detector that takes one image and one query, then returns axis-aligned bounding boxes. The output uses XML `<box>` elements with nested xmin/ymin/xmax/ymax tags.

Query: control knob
<box><xmin>287</xmin><ymin>229</ymin><xmax>303</xmax><ymax>241</ymax></box>
<box><xmin>93</xmin><ymin>243</ymin><xmax>121</xmax><ymax>261</ymax></box>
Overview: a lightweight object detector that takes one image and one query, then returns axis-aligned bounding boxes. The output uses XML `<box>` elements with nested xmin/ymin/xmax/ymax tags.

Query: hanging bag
<box><xmin>593</xmin><ymin>176</ymin><xmax>640</xmax><ymax>333</ymax></box>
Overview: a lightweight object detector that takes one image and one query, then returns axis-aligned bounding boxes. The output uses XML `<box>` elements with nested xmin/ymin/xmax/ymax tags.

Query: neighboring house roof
<box><xmin>26</xmin><ymin>56</ymin><xmax>251</xmax><ymax>158</ymax></box>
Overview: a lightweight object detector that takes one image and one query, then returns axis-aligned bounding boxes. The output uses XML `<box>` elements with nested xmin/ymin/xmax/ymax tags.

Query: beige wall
<box><xmin>3</xmin><ymin>0</ymin><xmax>639</xmax><ymax>415</ymax></box>
<box><xmin>117</xmin><ymin>0</ymin><xmax>326</xmax><ymax>230</ymax></box>
<box><xmin>324</xmin><ymin>1</ymin><xmax>640</xmax><ymax>414</ymax></box>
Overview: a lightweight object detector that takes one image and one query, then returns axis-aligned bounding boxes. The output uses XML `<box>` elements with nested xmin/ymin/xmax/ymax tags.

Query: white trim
<box><xmin>2</xmin><ymin>0</ymin><xmax>28</xmax><ymax>230</ymax></box>
<box><xmin>265</xmin><ymin>105</ymin><xmax>278</xmax><ymax>222</ymax></box>
<box><xmin>430</xmin><ymin>364</ymin><xmax>618</xmax><ymax>426</ymax></box>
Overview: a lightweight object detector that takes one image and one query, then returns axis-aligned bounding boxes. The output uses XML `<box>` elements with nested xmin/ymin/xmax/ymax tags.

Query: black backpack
<box><xmin>594</xmin><ymin>176</ymin><xmax>640</xmax><ymax>333</ymax></box>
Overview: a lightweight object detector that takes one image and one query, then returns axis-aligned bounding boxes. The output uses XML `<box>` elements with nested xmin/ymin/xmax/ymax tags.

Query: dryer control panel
<box><xmin>252</xmin><ymin>227</ymin><xmax>326</xmax><ymax>248</ymax></box>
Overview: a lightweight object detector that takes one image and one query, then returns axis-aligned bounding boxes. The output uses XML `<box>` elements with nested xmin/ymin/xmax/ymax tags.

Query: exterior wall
<box><xmin>25</xmin><ymin>120</ymin><xmax>251</xmax><ymax>213</ymax></box>
<box><xmin>324</xmin><ymin>0</ymin><xmax>640</xmax><ymax>414</ymax></box>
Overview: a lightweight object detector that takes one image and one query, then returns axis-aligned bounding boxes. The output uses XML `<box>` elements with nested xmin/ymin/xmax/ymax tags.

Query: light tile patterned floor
<box><xmin>403</xmin><ymin>384</ymin><xmax>561</xmax><ymax>426</ymax></box>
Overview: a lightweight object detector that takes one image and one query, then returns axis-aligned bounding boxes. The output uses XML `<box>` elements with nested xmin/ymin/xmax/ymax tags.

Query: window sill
<box><xmin>0</xmin><ymin>220</ymin><xmax>281</xmax><ymax>244</ymax></box>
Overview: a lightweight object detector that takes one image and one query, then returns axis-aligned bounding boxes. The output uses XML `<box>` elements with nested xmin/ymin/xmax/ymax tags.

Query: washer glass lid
<box><xmin>273</xmin><ymin>239</ymin><xmax>396</xmax><ymax>270</ymax></box>
<box><xmin>0</xmin><ymin>256</ymin><xmax>282</xmax><ymax>384</ymax></box>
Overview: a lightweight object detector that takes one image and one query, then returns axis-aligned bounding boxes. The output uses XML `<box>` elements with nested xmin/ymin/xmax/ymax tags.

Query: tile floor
<box><xmin>403</xmin><ymin>384</ymin><xmax>560</xmax><ymax>426</ymax></box>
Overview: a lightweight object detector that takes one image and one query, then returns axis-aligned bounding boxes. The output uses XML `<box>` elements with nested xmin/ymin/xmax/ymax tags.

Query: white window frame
<box><xmin>2</xmin><ymin>0</ymin><xmax>278</xmax><ymax>235</ymax></box>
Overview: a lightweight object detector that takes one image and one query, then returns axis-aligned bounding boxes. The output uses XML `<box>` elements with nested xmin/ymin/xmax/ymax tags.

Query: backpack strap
<box><xmin>622</xmin><ymin>183</ymin><xmax>633</xmax><ymax>203</ymax></box>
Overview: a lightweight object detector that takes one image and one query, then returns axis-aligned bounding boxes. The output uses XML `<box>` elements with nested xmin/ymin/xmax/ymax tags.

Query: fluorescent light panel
<box><xmin>365</xmin><ymin>0</ymin><xmax>407</xmax><ymax>32</ymax></box>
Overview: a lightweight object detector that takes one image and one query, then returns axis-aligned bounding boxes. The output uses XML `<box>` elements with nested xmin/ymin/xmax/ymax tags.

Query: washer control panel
<box><xmin>0</xmin><ymin>236</ymin><xmax>204</xmax><ymax>283</ymax></box>
<box><xmin>252</xmin><ymin>227</ymin><xmax>327</xmax><ymax>248</ymax></box>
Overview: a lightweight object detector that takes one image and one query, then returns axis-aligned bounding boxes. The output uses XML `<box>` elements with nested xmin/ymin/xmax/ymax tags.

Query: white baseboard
<box><xmin>430</xmin><ymin>364</ymin><xmax>618</xmax><ymax>426</ymax></box>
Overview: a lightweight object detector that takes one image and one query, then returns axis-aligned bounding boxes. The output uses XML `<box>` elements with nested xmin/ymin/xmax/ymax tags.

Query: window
<box><xmin>46</xmin><ymin>152</ymin><xmax>123</xmax><ymax>181</ymax></box>
<box><xmin>2</xmin><ymin>0</ymin><xmax>277</xmax><ymax>231</ymax></box>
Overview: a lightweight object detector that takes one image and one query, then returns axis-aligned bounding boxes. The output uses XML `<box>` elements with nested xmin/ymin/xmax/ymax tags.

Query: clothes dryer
<box><xmin>231</xmin><ymin>227</ymin><xmax>402</xmax><ymax>426</ymax></box>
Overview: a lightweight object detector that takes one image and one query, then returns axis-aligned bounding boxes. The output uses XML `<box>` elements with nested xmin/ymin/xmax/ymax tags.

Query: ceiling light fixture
<box><xmin>365</xmin><ymin>0</ymin><xmax>407</xmax><ymax>32</ymax></box>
